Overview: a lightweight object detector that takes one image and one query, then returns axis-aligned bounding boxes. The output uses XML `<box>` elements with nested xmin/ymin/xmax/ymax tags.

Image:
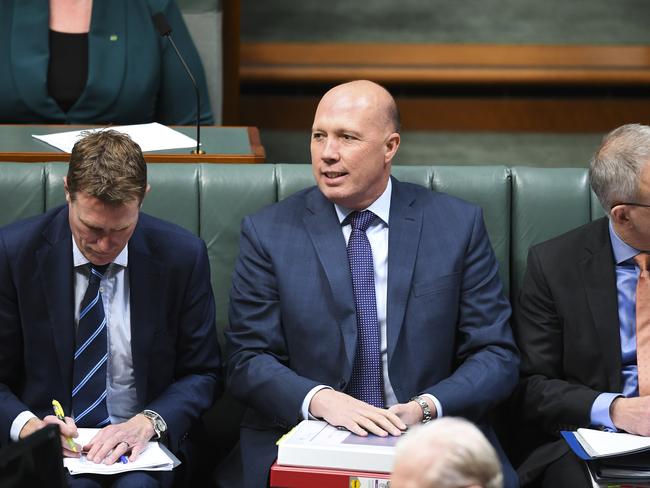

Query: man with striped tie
<box><xmin>0</xmin><ymin>130</ymin><xmax>221</xmax><ymax>487</ymax></box>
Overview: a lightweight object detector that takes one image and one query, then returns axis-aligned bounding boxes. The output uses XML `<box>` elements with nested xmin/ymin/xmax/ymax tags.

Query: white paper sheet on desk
<box><xmin>63</xmin><ymin>428</ymin><xmax>177</xmax><ymax>475</ymax></box>
<box><xmin>33</xmin><ymin>122</ymin><xmax>198</xmax><ymax>153</ymax></box>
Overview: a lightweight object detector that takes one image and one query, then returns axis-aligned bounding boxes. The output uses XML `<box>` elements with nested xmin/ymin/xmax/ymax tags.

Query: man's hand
<box><xmin>611</xmin><ymin>396</ymin><xmax>650</xmax><ymax>435</ymax></box>
<box><xmin>309</xmin><ymin>389</ymin><xmax>406</xmax><ymax>436</ymax></box>
<box><xmin>84</xmin><ymin>413</ymin><xmax>155</xmax><ymax>464</ymax></box>
<box><xmin>388</xmin><ymin>398</ymin><xmax>436</xmax><ymax>426</ymax></box>
<box><xmin>19</xmin><ymin>415</ymin><xmax>81</xmax><ymax>457</ymax></box>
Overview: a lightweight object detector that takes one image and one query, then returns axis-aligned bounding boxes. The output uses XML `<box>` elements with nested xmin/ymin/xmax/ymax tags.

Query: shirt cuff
<box><xmin>11</xmin><ymin>411</ymin><xmax>37</xmax><ymax>442</ymax></box>
<box><xmin>421</xmin><ymin>394</ymin><xmax>443</xmax><ymax>418</ymax></box>
<box><xmin>590</xmin><ymin>392</ymin><xmax>621</xmax><ymax>431</ymax></box>
<box><xmin>302</xmin><ymin>385</ymin><xmax>333</xmax><ymax>420</ymax></box>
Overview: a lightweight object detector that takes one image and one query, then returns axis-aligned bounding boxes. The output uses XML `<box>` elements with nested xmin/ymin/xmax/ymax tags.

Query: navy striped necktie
<box><xmin>344</xmin><ymin>210</ymin><xmax>385</xmax><ymax>408</ymax></box>
<box><xmin>72</xmin><ymin>263</ymin><xmax>110</xmax><ymax>427</ymax></box>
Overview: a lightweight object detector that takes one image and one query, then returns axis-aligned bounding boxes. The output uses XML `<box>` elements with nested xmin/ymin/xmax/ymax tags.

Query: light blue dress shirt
<box><xmin>301</xmin><ymin>179</ymin><xmax>443</xmax><ymax>420</ymax></box>
<box><xmin>71</xmin><ymin>241</ymin><xmax>138</xmax><ymax>424</ymax></box>
<box><xmin>590</xmin><ymin>222</ymin><xmax>641</xmax><ymax>429</ymax></box>
<box><xmin>10</xmin><ymin>239</ymin><xmax>138</xmax><ymax>441</ymax></box>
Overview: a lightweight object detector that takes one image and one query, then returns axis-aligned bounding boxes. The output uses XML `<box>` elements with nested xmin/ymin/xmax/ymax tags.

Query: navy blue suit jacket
<box><xmin>225</xmin><ymin>178</ymin><xmax>520</xmax><ymax>487</ymax></box>
<box><xmin>0</xmin><ymin>206</ymin><xmax>221</xmax><ymax>452</ymax></box>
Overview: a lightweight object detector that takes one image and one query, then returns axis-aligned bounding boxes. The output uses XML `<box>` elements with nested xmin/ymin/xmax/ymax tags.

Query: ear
<box><xmin>610</xmin><ymin>205</ymin><xmax>631</xmax><ymax>232</ymax></box>
<box><xmin>139</xmin><ymin>184</ymin><xmax>152</xmax><ymax>209</ymax></box>
<box><xmin>384</xmin><ymin>132</ymin><xmax>401</xmax><ymax>164</ymax></box>
<box><xmin>63</xmin><ymin>177</ymin><xmax>71</xmax><ymax>204</ymax></box>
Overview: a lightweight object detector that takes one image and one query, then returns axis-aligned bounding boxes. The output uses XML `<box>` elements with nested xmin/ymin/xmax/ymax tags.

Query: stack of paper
<box><xmin>562</xmin><ymin>428</ymin><xmax>650</xmax><ymax>487</ymax></box>
<box><xmin>33</xmin><ymin>123</ymin><xmax>198</xmax><ymax>153</ymax></box>
<box><xmin>63</xmin><ymin>428</ymin><xmax>178</xmax><ymax>476</ymax></box>
<box><xmin>276</xmin><ymin>420</ymin><xmax>399</xmax><ymax>473</ymax></box>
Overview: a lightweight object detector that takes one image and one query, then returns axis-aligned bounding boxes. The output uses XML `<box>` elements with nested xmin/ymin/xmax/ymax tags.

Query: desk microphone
<box><xmin>152</xmin><ymin>12</ymin><xmax>205</xmax><ymax>155</ymax></box>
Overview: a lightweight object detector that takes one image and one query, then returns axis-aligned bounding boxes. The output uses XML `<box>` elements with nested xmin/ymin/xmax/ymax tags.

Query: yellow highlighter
<box><xmin>52</xmin><ymin>399</ymin><xmax>78</xmax><ymax>452</ymax></box>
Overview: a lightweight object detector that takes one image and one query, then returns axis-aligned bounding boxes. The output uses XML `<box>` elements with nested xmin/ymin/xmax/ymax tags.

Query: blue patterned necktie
<box><xmin>344</xmin><ymin>210</ymin><xmax>385</xmax><ymax>408</ymax></box>
<box><xmin>72</xmin><ymin>263</ymin><xmax>110</xmax><ymax>427</ymax></box>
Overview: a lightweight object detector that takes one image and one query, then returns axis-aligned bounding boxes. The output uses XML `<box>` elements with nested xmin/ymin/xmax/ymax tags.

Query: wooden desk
<box><xmin>0</xmin><ymin>125</ymin><xmax>265</xmax><ymax>163</ymax></box>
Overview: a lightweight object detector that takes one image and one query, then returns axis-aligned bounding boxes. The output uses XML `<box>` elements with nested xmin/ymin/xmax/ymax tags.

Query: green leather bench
<box><xmin>0</xmin><ymin>162</ymin><xmax>607</xmax><ymax>478</ymax></box>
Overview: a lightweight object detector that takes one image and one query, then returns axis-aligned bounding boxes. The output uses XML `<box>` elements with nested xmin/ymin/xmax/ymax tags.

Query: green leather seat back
<box><xmin>45</xmin><ymin>163</ymin><xmax>67</xmax><ymax>209</ymax></box>
<box><xmin>200</xmin><ymin>164</ymin><xmax>277</xmax><ymax>341</ymax></box>
<box><xmin>276</xmin><ymin>164</ymin><xmax>315</xmax><ymax>200</ymax></box>
<box><xmin>0</xmin><ymin>163</ymin><xmax>45</xmax><ymax>227</ymax></box>
<box><xmin>0</xmin><ymin>161</ymin><xmax>606</xmax><ymax>340</ymax></box>
<box><xmin>511</xmin><ymin>167</ymin><xmax>595</xmax><ymax>299</ymax></box>
<box><xmin>144</xmin><ymin>164</ymin><xmax>200</xmax><ymax>234</ymax></box>
<box><xmin>591</xmin><ymin>190</ymin><xmax>607</xmax><ymax>220</ymax></box>
<box><xmin>431</xmin><ymin>166</ymin><xmax>511</xmax><ymax>295</ymax></box>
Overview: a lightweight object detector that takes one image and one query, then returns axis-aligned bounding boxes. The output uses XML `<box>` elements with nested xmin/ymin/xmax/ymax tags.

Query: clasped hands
<box><xmin>309</xmin><ymin>389</ymin><xmax>436</xmax><ymax>436</ymax></box>
<box><xmin>20</xmin><ymin>413</ymin><xmax>155</xmax><ymax>464</ymax></box>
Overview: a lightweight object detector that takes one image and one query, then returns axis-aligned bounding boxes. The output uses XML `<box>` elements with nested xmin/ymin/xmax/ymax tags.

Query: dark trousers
<box><xmin>538</xmin><ymin>451</ymin><xmax>591</xmax><ymax>488</ymax></box>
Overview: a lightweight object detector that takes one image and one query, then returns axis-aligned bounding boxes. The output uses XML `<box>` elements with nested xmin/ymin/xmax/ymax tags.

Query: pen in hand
<box><xmin>51</xmin><ymin>399</ymin><xmax>78</xmax><ymax>453</ymax></box>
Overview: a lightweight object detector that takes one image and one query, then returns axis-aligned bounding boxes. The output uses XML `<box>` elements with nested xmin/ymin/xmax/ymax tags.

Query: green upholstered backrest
<box><xmin>0</xmin><ymin>162</ymin><xmax>605</xmax><ymax>340</ymax></box>
<box><xmin>431</xmin><ymin>166</ymin><xmax>511</xmax><ymax>295</ymax></box>
<box><xmin>200</xmin><ymin>164</ymin><xmax>277</xmax><ymax>342</ymax></box>
<box><xmin>0</xmin><ymin>163</ymin><xmax>46</xmax><ymax>226</ymax></box>
<box><xmin>510</xmin><ymin>167</ymin><xmax>600</xmax><ymax>299</ymax></box>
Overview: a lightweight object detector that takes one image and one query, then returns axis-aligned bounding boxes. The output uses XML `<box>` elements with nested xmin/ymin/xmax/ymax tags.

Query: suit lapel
<box><xmin>128</xmin><ymin>223</ymin><xmax>164</xmax><ymax>408</ymax></box>
<box><xmin>386</xmin><ymin>179</ymin><xmax>421</xmax><ymax>360</ymax></box>
<box><xmin>36</xmin><ymin>208</ymin><xmax>75</xmax><ymax>397</ymax></box>
<box><xmin>303</xmin><ymin>190</ymin><xmax>358</xmax><ymax>366</ymax></box>
<box><xmin>581</xmin><ymin>218</ymin><xmax>622</xmax><ymax>391</ymax></box>
<box><xmin>70</xmin><ymin>0</ymin><xmax>127</xmax><ymax>119</ymax></box>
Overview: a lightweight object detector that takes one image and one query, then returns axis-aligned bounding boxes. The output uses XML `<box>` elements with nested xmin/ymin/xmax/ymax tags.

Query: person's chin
<box><xmin>86</xmin><ymin>251</ymin><xmax>114</xmax><ymax>265</ymax></box>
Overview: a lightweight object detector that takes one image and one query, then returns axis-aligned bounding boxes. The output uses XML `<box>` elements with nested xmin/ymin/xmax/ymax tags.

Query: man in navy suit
<box><xmin>0</xmin><ymin>130</ymin><xmax>221</xmax><ymax>487</ymax></box>
<box><xmin>225</xmin><ymin>80</ymin><xmax>520</xmax><ymax>487</ymax></box>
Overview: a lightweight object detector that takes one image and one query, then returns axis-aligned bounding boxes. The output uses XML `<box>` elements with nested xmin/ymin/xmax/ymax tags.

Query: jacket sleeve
<box><xmin>225</xmin><ymin>216</ymin><xmax>321</xmax><ymax>429</ymax></box>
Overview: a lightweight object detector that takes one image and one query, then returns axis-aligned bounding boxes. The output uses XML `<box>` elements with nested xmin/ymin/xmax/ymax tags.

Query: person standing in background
<box><xmin>0</xmin><ymin>0</ymin><xmax>213</xmax><ymax>125</ymax></box>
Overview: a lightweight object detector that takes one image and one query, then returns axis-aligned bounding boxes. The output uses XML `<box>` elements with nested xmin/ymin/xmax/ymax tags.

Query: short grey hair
<box><xmin>392</xmin><ymin>417</ymin><xmax>503</xmax><ymax>488</ymax></box>
<box><xmin>589</xmin><ymin>123</ymin><xmax>650</xmax><ymax>214</ymax></box>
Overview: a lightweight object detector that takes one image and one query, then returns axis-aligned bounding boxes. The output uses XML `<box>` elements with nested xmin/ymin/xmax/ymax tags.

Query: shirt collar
<box><xmin>72</xmin><ymin>236</ymin><xmax>128</xmax><ymax>269</ymax></box>
<box><xmin>609</xmin><ymin>220</ymin><xmax>639</xmax><ymax>265</ymax></box>
<box><xmin>335</xmin><ymin>178</ymin><xmax>392</xmax><ymax>227</ymax></box>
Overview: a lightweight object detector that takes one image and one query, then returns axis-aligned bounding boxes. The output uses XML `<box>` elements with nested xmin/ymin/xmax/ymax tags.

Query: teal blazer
<box><xmin>0</xmin><ymin>0</ymin><xmax>213</xmax><ymax>125</ymax></box>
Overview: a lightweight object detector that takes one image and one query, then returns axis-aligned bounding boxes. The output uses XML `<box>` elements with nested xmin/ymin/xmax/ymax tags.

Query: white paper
<box><xmin>63</xmin><ymin>428</ymin><xmax>175</xmax><ymax>475</ymax></box>
<box><xmin>33</xmin><ymin>122</ymin><xmax>198</xmax><ymax>153</ymax></box>
<box><xmin>277</xmin><ymin>420</ymin><xmax>398</xmax><ymax>473</ymax></box>
<box><xmin>576</xmin><ymin>428</ymin><xmax>650</xmax><ymax>458</ymax></box>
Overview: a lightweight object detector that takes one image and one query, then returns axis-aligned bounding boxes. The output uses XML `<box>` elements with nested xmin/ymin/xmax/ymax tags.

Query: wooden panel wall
<box><xmin>238</xmin><ymin>43</ymin><xmax>650</xmax><ymax>132</ymax></box>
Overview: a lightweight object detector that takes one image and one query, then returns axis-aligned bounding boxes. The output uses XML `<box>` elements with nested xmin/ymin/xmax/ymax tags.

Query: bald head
<box><xmin>318</xmin><ymin>80</ymin><xmax>401</xmax><ymax>134</ymax></box>
<box><xmin>310</xmin><ymin>80</ymin><xmax>401</xmax><ymax>210</ymax></box>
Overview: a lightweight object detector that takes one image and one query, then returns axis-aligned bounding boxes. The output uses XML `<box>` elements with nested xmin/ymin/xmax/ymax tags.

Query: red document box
<box><xmin>270</xmin><ymin>462</ymin><xmax>391</xmax><ymax>488</ymax></box>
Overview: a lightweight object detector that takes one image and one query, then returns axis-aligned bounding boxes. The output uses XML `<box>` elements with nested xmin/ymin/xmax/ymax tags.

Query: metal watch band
<box><xmin>142</xmin><ymin>409</ymin><xmax>167</xmax><ymax>439</ymax></box>
<box><xmin>410</xmin><ymin>395</ymin><xmax>433</xmax><ymax>424</ymax></box>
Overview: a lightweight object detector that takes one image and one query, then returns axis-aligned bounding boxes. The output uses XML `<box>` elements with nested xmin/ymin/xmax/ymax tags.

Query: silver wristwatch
<box><xmin>142</xmin><ymin>409</ymin><xmax>167</xmax><ymax>439</ymax></box>
<box><xmin>410</xmin><ymin>396</ymin><xmax>433</xmax><ymax>424</ymax></box>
